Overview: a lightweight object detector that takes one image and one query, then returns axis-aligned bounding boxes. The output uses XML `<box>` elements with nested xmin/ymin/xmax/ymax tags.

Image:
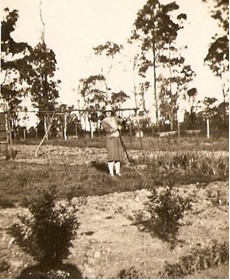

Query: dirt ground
<box><xmin>0</xmin><ymin>144</ymin><xmax>228</xmax><ymax>278</ymax></box>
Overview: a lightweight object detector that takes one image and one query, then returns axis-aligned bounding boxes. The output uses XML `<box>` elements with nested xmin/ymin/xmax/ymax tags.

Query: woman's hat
<box><xmin>104</xmin><ymin>104</ymin><xmax>113</xmax><ymax>112</ymax></box>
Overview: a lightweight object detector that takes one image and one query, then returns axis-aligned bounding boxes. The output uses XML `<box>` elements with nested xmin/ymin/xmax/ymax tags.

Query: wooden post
<box><xmin>207</xmin><ymin>119</ymin><xmax>210</xmax><ymax>138</ymax></box>
<box><xmin>177</xmin><ymin>121</ymin><xmax>180</xmax><ymax>139</ymax></box>
<box><xmin>136</xmin><ymin>114</ymin><xmax>143</xmax><ymax>150</ymax></box>
<box><xmin>75</xmin><ymin>122</ymin><xmax>78</xmax><ymax>138</ymax></box>
<box><xmin>90</xmin><ymin>121</ymin><xmax>94</xmax><ymax>138</ymax></box>
<box><xmin>129</xmin><ymin>121</ymin><xmax>133</xmax><ymax>149</ymax></box>
<box><xmin>35</xmin><ymin>112</ymin><xmax>55</xmax><ymax>157</ymax></box>
<box><xmin>0</xmin><ymin>112</ymin><xmax>8</xmax><ymax>159</ymax></box>
<box><xmin>63</xmin><ymin>113</ymin><xmax>67</xmax><ymax>140</ymax></box>
<box><xmin>23</xmin><ymin>126</ymin><xmax>26</xmax><ymax>141</ymax></box>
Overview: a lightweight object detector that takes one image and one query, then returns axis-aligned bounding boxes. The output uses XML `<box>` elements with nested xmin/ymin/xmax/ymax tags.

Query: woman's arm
<box><xmin>101</xmin><ymin>119</ymin><xmax>117</xmax><ymax>133</ymax></box>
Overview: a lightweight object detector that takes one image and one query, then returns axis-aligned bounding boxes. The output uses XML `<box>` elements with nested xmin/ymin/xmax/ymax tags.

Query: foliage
<box><xmin>159</xmin><ymin>241</ymin><xmax>229</xmax><ymax>278</ymax></box>
<box><xmin>136</xmin><ymin>151</ymin><xmax>228</xmax><ymax>185</ymax></box>
<box><xmin>158</xmin><ymin>47</ymin><xmax>196</xmax><ymax>129</ymax></box>
<box><xmin>29</xmin><ymin>42</ymin><xmax>61</xmax><ymax>120</ymax></box>
<box><xmin>93</xmin><ymin>41</ymin><xmax>123</xmax><ymax>57</ymax></box>
<box><xmin>79</xmin><ymin>74</ymin><xmax>107</xmax><ymax>117</ymax></box>
<box><xmin>8</xmin><ymin>186</ymin><xmax>79</xmax><ymax>266</ymax></box>
<box><xmin>131</xmin><ymin>0</ymin><xmax>188</xmax><ymax>126</ymax></box>
<box><xmin>202</xmin><ymin>0</ymin><xmax>228</xmax><ymax>32</ymax></box>
<box><xmin>117</xmin><ymin>266</ymin><xmax>140</xmax><ymax>279</ymax></box>
<box><xmin>143</xmin><ymin>185</ymin><xmax>191</xmax><ymax>244</ymax></box>
<box><xmin>203</xmin><ymin>0</ymin><xmax>229</xmax><ymax>125</ymax></box>
<box><xmin>158</xmin><ymin>62</ymin><xmax>196</xmax><ymax>130</ymax></box>
<box><xmin>93</xmin><ymin>41</ymin><xmax>124</xmax><ymax>103</ymax></box>
<box><xmin>0</xmin><ymin>260</ymin><xmax>10</xmax><ymax>273</ymax></box>
<box><xmin>1</xmin><ymin>8</ymin><xmax>33</xmax><ymax>129</ymax></box>
<box><xmin>49</xmin><ymin>104</ymin><xmax>79</xmax><ymax>139</ymax></box>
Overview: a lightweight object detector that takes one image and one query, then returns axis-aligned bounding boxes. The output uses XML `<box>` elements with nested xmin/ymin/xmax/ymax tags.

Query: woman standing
<box><xmin>101</xmin><ymin>104</ymin><xmax>123</xmax><ymax>176</ymax></box>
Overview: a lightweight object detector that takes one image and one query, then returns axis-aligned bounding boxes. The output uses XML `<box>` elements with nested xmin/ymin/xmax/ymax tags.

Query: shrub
<box><xmin>8</xmin><ymin>185</ymin><xmax>79</xmax><ymax>266</ymax></box>
<box><xmin>143</xmin><ymin>184</ymin><xmax>191</xmax><ymax>245</ymax></box>
<box><xmin>159</xmin><ymin>241</ymin><xmax>229</xmax><ymax>278</ymax></box>
<box><xmin>136</xmin><ymin>151</ymin><xmax>228</xmax><ymax>185</ymax></box>
<box><xmin>0</xmin><ymin>260</ymin><xmax>10</xmax><ymax>272</ymax></box>
<box><xmin>117</xmin><ymin>266</ymin><xmax>140</xmax><ymax>279</ymax></box>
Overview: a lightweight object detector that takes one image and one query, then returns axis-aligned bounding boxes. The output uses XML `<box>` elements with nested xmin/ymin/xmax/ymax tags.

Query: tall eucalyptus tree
<box><xmin>28</xmin><ymin>42</ymin><xmax>61</xmax><ymax>137</ymax></box>
<box><xmin>1</xmin><ymin>8</ymin><xmax>33</xmax><ymax>134</ymax></box>
<box><xmin>203</xmin><ymin>0</ymin><xmax>229</xmax><ymax>125</ymax></box>
<box><xmin>93</xmin><ymin>41</ymin><xmax>123</xmax><ymax>101</ymax></box>
<box><xmin>130</xmin><ymin>0</ymin><xmax>187</xmax><ymax>127</ymax></box>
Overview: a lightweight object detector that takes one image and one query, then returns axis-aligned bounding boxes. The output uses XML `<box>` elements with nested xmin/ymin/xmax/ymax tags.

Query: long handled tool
<box><xmin>119</xmin><ymin>131</ymin><xmax>143</xmax><ymax>177</ymax></box>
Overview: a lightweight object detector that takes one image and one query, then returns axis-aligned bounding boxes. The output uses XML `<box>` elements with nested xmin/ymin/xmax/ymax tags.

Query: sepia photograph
<box><xmin>0</xmin><ymin>0</ymin><xmax>228</xmax><ymax>278</ymax></box>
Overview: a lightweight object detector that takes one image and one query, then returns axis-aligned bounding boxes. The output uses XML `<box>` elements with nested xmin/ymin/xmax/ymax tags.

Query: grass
<box><xmin>0</xmin><ymin>161</ymin><xmax>145</xmax><ymax>207</ymax></box>
<box><xmin>15</xmin><ymin>135</ymin><xmax>229</xmax><ymax>151</ymax></box>
<box><xmin>0</xmin><ymin>147</ymin><xmax>228</xmax><ymax>208</ymax></box>
<box><xmin>0</xmin><ymin>135</ymin><xmax>228</xmax><ymax>208</ymax></box>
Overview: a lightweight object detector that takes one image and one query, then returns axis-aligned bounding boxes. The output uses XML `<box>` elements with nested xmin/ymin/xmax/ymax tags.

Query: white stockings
<box><xmin>108</xmin><ymin>161</ymin><xmax>121</xmax><ymax>176</ymax></box>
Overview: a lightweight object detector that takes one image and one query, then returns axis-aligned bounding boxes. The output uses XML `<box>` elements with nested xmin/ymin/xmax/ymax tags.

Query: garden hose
<box><xmin>118</xmin><ymin>130</ymin><xmax>143</xmax><ymax>177</ymax></box>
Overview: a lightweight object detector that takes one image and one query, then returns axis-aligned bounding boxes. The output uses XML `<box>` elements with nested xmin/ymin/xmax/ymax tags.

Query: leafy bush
<box><xmin>8</xmin><ymin>185</ymin><xmax>79</xmax><ymax>266</ymax></box>
<box><xmin>137</xmin><ymin>151</ymin><xmax>228</xmax><ymax>185</ymax></box>
<box><xmin>159</xmin><ymin>241</ymin><xmax>229</xmax><ymax>278</ymax></box>
<box><xmin>117</xmin><ymin>266</ymin><xmax>140</xmax><ymax>279</ymax></box>
<box><xmin>141</xmin><ymin>185</ymin><xmax>191</xmax><ymax>245</ymax></box>
<box><xmin>0</xmin><ymin>260</ymin><xmax>10</xmax><ymax>272</ymax></box>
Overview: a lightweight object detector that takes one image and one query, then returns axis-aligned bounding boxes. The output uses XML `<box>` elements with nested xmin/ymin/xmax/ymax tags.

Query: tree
<box><xmin>136</xmin><ymin>81</ymin><xmax>150</xmax><ymax>113</ymax></box>
<box><xmin>202</xmin><ymin>97</ymin><xmax>218</xmax><ymax>120</ymax></box>
<box><xmin>52</xmin><ymin>104</ymin><xmax>77</xmax><ymax>140</ymax></box>
<box><xmin>79</xmin><ymin>74</ymin><xmax>107</xmax><ymax>136</ymax></box>
<box><xmin>93</xmin><ymin>41</ymin><xmax>123</xmax><ymax>101</ymax></box>
<box><xmin>28</xmin><ymin>42</ymin><xmax>61</xmax><ymax>137</ymax></box>
<box><xmin>1</xmin><ymin>8</ymin><xmax>33</xmax><ymax>135</ymax></box>
<box><xmin>80</xmin><ymin>74</ymin><xmax>107</xmax><ymax>111</ymax></box>
<box><xmin>131</xmin><ymin>0</ymin><xmax>187</xmax><ymax>127</ymax></box>
<box><xmin>111</xmin><ymin>90</ymin><xmax>130</xmax><ymax>112</ymax></box>
<box><xmin>158</xmin><ymin>44</ymin><xmax>195</xmax><ymax>130</ymax></box>
<box><xmin>203</xmin><ymin>0</ymin><xmax>229</xmax><ymax>125</ymax></box>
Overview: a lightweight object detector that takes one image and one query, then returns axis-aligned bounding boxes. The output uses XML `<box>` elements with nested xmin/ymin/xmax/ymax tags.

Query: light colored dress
<box><xmin>101</xmin><ymin>116</ymin><xmax>123</xmax><ymax>161</ymax></box>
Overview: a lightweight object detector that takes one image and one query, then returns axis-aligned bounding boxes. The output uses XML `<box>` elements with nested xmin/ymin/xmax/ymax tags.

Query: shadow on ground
<box><xmin>17</xmin><ymin>263</ymin><xmax>83</xmax><ymax>279</ymax></box>
<box><xmin>90</xmin><ymin>160</ymin><xmax>108</xmax><ymax>173</ymax></box>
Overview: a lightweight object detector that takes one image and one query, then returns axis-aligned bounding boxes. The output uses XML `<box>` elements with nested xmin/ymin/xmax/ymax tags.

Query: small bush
<box><xmin>159</xmin><ymin>241</ymin><xmax>229</xmax><ymax>278</ymax></box>
<box><xmin>8</xmin><ymin>185</ymin><xmax>79</xmax><ymax>266</ymax></box>
<box><xmin>0</xmin><ymin>260</ymin><xmax>10</xmax><ymax>272</ymax></box>
<box><xmin>117</xmin><ymin>266</ymin><xmax>140</xmax><ymax>279</ymax></box>
<box><xmin>143</xmin><ymin>185</ymin><xmax>191</xmax><ymax>245</ymax></box>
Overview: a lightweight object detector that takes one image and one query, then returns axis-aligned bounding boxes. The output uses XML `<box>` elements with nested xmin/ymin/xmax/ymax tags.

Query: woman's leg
<box><xmin>115</xmin><ymin>161</ymin><xmax>121</xmax><ymax>176</ymax></box>
<box><xmin>108</xmin><ymin>161</ymin><xmax>114</xmax><ymax>176</ymax></box>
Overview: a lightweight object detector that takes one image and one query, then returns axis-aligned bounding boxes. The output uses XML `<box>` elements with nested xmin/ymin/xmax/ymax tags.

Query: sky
<box><xmin>1</xmin><ymin>0</ymin><xmax>223</xmax><ymax>117</ymax></box>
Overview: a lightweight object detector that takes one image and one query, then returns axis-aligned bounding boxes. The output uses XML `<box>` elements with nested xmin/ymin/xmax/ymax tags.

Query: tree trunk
<box><xmin>152</xmin><ymin>49</ymin><xmax>159</xmax><ymax>127</ymax></box>
<box><xmin>221</xmin><ymin>77</ymin><xmax>227</xmax><ymax>126</ymax></box>
<box><xmin>44</xmin><ymin>115</ymin><xmax>48</xmax><ymax>140</ymax></box>
<box><xmin>170</xmin><ymin>107</ymin><xmax>174</xmax><ymax>131</ymax></box>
